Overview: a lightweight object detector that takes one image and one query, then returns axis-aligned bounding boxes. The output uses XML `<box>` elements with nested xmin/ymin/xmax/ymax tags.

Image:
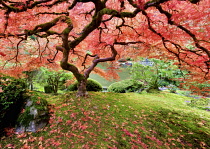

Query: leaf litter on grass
<box><xmin>0</xmin><ymin>92</ymin><xmax>210</xmax><ymax>148</ymax></box>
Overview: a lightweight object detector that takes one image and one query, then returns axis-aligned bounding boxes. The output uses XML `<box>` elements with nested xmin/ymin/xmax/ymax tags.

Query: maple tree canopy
<box><xmin>0</xmin><ymin>0</ymin><xmax>209</xmax><ymax>95</ymax></box>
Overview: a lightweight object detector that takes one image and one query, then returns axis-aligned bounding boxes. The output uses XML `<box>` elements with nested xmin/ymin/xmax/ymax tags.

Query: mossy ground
<box><xmin>0</xmin><ymin>91</ymin><xmax>209</xmax><ymax>148</ymax></box>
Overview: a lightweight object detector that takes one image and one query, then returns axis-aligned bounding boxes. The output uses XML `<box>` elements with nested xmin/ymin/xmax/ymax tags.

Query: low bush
<box><xmin>187</xmin><ymin>97</ymin><xmax>210</xmax><ymax>111</ymax></box>
<box><xmin>68</xmin><ymin>79</ymin><xmax>102</xmax><ymax>92</ymax></box>
<box><xmin>108</xmin><ymin>79</ymin><xmax>144</xmax><ymax>93</ymax></box>
<box><xmin>0</xmin><ymin>75</ymin><xmax>28</xmax><ymax>136</ymax></box>
<box><xmin>44</xmin><ymin>85</ymin><xmax>54</xmax><ymax>93</ymax></box>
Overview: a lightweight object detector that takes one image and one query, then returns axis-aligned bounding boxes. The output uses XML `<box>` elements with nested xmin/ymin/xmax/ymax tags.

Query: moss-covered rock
<box><xmin>16</xmin><ymin>92</ymin><xmax>49</xmax><ymax>133</ymax></box>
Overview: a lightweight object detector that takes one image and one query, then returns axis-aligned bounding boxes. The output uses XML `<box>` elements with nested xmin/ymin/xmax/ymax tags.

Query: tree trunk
<box><xmin>77</xmin><ymin>79</ymin><xmax>88</xmax><ymax>97</ymax></box>
<box><xmin>29</xmin><ymin>81</ymin><xmax>33</xmax><ymax>90</ymax></box>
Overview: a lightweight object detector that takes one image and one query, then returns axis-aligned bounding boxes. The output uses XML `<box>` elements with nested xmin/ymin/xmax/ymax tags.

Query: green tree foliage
<box><xmin>68</xmin><ymin>79</ymin><xmax>102</xmax><ymax>92</ymax></box>
<box><xmin>108</xmin><ymin>79</ymin><xmax>143</xmax><ymax>93</ymax></box>
<box><xmin>153</xmin><ymin>59</ymin><xmax>186</xmax><ymax>87</ymax></box>
<box><xmin>23</xmin><ymin>70</ymin><xmax>39</xmax><ymax>90</ymax></box>
<box><xmin>0</xmin><ymin>75</ymin><xmax>28</xmax><ymax>136</ymax></box>
<box><xmin>130</xmin><ymin>59</ymin><xmax>186</xmax><ymax>92</ymax></box>
<box><xmin>35</xmin><ymin>67</ymin><xmax>73</xmax><ymax>93</ymax></box>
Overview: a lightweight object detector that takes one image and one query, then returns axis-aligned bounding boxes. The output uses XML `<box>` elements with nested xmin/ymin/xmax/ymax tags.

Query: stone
<box><xmin>15</xmin><ymin>99</ymin><xmax>49</xmax><ymax>134</ymax></box>
<box><xmin>26</xmin><ymin>100</ymin><xmax>33</xmax><ymax>107</ymax></box>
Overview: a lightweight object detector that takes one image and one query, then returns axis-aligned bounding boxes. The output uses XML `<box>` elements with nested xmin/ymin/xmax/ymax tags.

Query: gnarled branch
<box><xmin>84</xmin><ymin>45</ymin><xmax>117</xmax><ymax>78</ymax></box>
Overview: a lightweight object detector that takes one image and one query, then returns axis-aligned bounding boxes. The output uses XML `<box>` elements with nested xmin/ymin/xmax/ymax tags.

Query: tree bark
<box><xmin>77</xmin><ymin>78</ymin><xmax>88</xmax><ymax>97</ymax></box>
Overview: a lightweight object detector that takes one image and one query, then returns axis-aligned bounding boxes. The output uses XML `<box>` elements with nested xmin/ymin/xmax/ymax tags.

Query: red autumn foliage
<box><xmin>0</xmin><ymin>0</ymin><xmax>209</xmax><ymax>95</ymax></box>
<box><xmin>0</xmin><ymin>52</ymin><xmax>6</xmax><ymax>56</ymax></box>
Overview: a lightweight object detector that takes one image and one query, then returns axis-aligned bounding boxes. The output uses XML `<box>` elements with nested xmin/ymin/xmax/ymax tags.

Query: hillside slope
<box><xmin>0</xmin><ymin>92</ymin><xmax>210</xmax><ymax>148</ymax></box>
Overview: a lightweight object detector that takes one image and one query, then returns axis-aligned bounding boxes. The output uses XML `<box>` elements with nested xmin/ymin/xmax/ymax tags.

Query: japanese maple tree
<box><xmin>0</xmin><ymin>0</ymin><xmax>209</xmax><ymax>96</ymax></box>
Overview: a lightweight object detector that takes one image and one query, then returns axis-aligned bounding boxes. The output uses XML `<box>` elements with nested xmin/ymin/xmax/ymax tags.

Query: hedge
<box><xmin>68</xmin><ymin>79</ymin><xmax>102</xmax><ymax>92</ymax></box>
<box><xmin>108</xmin><ymin>79</ymin><xmax>144</xmax><ymax>93</ymax></box>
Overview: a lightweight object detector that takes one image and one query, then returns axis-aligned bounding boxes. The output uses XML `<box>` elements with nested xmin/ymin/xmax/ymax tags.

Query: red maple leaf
<box><xmin>0</xmin><ymin>52</ymin><xmax>6</xmax><ymax>56</ymax></box>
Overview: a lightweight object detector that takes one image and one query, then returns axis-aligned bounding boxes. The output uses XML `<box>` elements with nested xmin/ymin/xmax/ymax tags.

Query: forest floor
<box><xmin>0</xmin><ymin>91</ymin><xmax>210</xmax><ymax>148</ymax></box>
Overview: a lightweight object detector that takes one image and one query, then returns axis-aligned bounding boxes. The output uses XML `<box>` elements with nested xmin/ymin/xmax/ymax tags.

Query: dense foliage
<box><xmin>23</xmin><ymin>70</ymin><xmax>39</xmax><ymax>91</ymax></box>
<box><xmin>130</xmin><ymin>59</ymin><xmax>186</xmax><ymax>92</ymax></box>
<box><xmin>108</xmin><ymin>79</ymin><xmax>143</xmax><ymax>93</ymax></box>
<box><xmin>0</xmin><ymin>75</ymin><xmax>28</xmax><ymax>136</ymax></box>
<box><xmin>0</xmin><ymin>0</ymin><xmax>209</xmax><ymax>96</ymax></box>
<box><xmin>35</xmin><ymin>67</ymin><xmax>73</xmax><ymax>93</ymax></box>
<box><xmin>68</xmin><ymin>79</ymin><xmax>102</xmax><ymax>92</ymax></box>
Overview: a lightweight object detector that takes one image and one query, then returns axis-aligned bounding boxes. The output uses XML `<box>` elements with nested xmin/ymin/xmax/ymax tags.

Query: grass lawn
<box><xmin>0</xmin><ymin>91</ymin><xmax>209</xmax><ymax>148</ymax></box>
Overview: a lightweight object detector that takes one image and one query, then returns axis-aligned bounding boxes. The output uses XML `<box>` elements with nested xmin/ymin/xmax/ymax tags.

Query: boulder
<box><xmin>15</xmin><ymin>98</ymin><xmax>49</xmax><ymax>133</ymax></box>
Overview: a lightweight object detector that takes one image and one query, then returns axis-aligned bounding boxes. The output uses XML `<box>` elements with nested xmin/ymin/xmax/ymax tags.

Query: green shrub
<box><xmin>167</xmin><ymin>84</ymin><xmax>178</xmax><ymax>93</ymax></box>
<box><xmin>108</xmin><ymin>79</ymin><xmax>144</xmax><ymax>93</ymax></box>
<box><xmin>187</xmin><ymin>97</ymin><xmax>210</xmax><ymax>111</ymax></box>
<box><xmin>130</xmin><ymin>58</ymin><xmax>187</xmax><ymax>91</ymax></box>
<box><xmin>0</xmin><ymin>75</ymin><xmax>28</xmax><ymax>136</ymax></box>
<box><xmin>68</xmin><ymin>82</ymin><xmax>78</xmax><ymax>91</ymax></box>
<box><xmin>44</xmin><ymin>85</ymin><xmax>54</xmax><ymax>93</ymax></box>
<box><xmin>68</xmin><ymin>79</ymin><xmax>102</xmax><ymax>92</ymax></box>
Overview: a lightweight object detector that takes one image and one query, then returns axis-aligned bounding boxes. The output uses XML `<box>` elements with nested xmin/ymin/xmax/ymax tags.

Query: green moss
<box><xmin>99</xmin><ymin>8</ymin><xmax>118</xmax><ymax>16</ymax></box>
<box><xmin>29</xmin><ymin>92</ymin><xmax>49</xmax><ymax>110</ymax></box>
<box><xmin>7</xmin><ymin>5</ymin><xmax>20</xmax><ymax>11</ymax></box>
<box><xmin>65</xmin><ymin>18</ymin><xmax>72</xmax><ymax>25</ymax></box>
<box><xmin>46</xmin><ymin>30</ymin><xmax>58</xmax><ymax>35</ymax></box>
<box><xmin>75</xmin><ymin>73</ymin><xmax>85</xmax><ymax>82</ymax></box>
<box><xmin>60</xmin><ymin>61</ymin><xmax>84</xmax><ymax>81</ymax></box>
<box><xmin>120</xmin><ymin>12</ymin><xmax>135</xmax><ymax>17</ymax></box>
<box><xmin>98</xmin><ymin>8</ymin><xmax>136</xmax><ymax>18</ymax></box>
<box><xmin>17</xmin><ymin>92</ymin><xmax>49</xmax><ymax>127</ymax></box>
<box><xmin>63</xmin><ymin>27</ymin><xmax>72</xmax><ymax>34</ymax></box>
<box><xmin>17</xmin><ymin>107</ymin><xmax>33</xmax><ymax>127</ymax></box>
<box><xmin>60</xmin><ymin>61</ymin><xmax>70</xmax><ymax>70</ymax></box>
